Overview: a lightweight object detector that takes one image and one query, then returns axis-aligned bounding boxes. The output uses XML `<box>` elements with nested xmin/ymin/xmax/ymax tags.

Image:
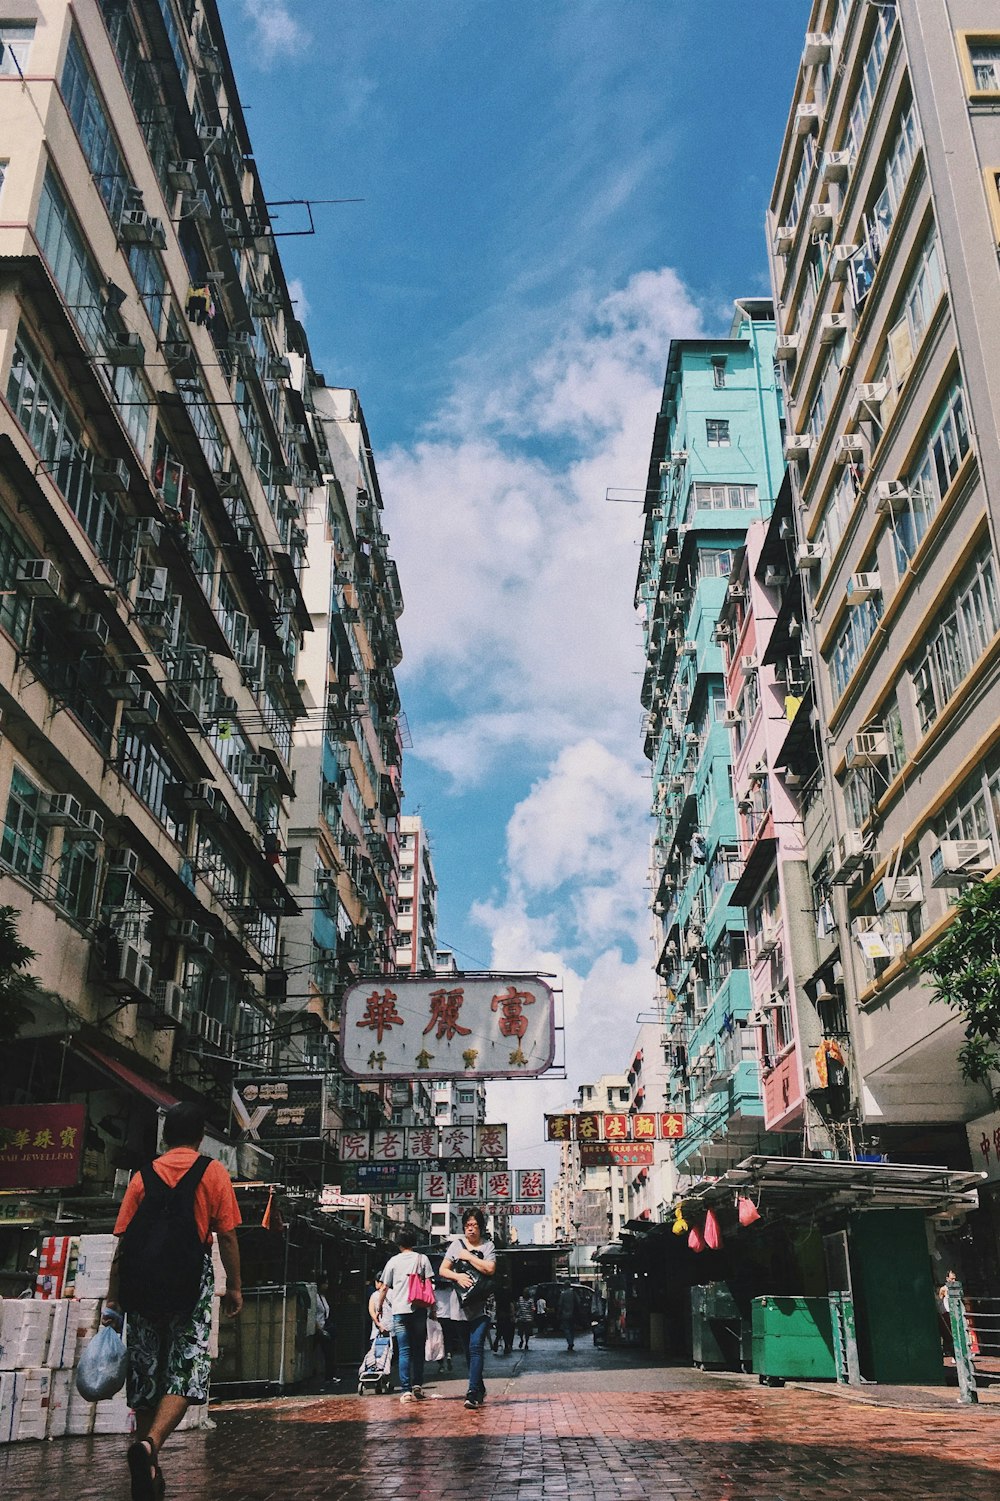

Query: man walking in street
<box><xmin>103</xmin><ymin>1102</ymin><xmax>242</xmax><ymax>1500</ymax></box>
<box><xmin>558</xmin><ymin>1283</ymin><xmax>577</xmax><ymax>1352</ymax></box>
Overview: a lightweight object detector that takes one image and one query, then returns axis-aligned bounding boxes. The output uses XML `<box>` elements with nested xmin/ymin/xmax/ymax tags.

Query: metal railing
<box><xmin>947</xmin><ymin>1281</ymin><xmax>1000</xmax><ymax>1405</ymax></box>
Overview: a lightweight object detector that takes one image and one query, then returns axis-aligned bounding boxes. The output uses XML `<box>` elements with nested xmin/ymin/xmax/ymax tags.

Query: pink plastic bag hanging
<box><xmin>687</xmin><ymin>1224</ymin><xmax>704</xmax><ymax>1253</ymax></box>
<box><xmin>737</xmin><ymin>1195</ymin><xmax>761</xmax><ymax>1227</ymax></box>
<box><xmin>704</xmin><ymin>1209</ymin><xmax>723</xmax><ymax>1250</ymax></box>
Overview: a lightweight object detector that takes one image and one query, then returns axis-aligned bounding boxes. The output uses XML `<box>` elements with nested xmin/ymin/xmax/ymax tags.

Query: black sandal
<box><xmin>127</xmin><ymin>1440</ymin><xmax>159</xmax><ymax>1501</ymax></box>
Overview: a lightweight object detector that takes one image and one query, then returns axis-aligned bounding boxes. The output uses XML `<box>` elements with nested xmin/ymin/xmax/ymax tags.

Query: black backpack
<box><xmin>118</xmin><ymin>1156</ymin><xmax>212</xmax><ymax>1320</ymax></box>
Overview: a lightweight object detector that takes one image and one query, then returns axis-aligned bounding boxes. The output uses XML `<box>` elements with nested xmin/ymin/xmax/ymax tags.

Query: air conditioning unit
<box><xmin>819</xmin><ymin>311</ymin><xmax>847</xmax><ymax>342</ymax></box>
<box><xmin>685</xmin><ymin>731</ymin><xmax>701</xmax><ymax>747</ymax></box>
<box><xmin>250</xmin><ymin>291</ymin><xmax>281</xmax><ymax>317</ymax></box>
<box><xmin>16</xmin><ymin>558</ymin><xmax>61</xmax><ymax>599</ymax></box>
<box><xmin>874</xmin><ymin>480</ymin><xmax>909</xmax><ymax>514</ymax></box>
<box><xmin>131</xmin><ymin>517</ymin><xmax>162</xmax><ymax>549</ymax></box>
<box><xmin>221</xmin><ymin>209</ymin><xmax>241</xmax><ymax>237</ymax></box>
<box><xmin>182</xmin><ymin>189</ymin><xmax>212</xmax><ymax>223</ymax></box>
<box><xmin>816</xmin><ymin>898</ymin><xmax>837</xmax><ymax>937</ymax></box>
<box><xmin>681</xmin><ymin>639</ymin><xmax>697</xmax><ymax>655</ymax></box>
<box><xmin>105</xmin><ymin>669</ymin><xmax>142</xmax><ymax>702</ymax></box>
<box><xmin>104</xmin><ymin>331</ymin><xmax>145</xmax><ymax>368</ymax></box>
<box><xmin>146</xmin><ymin>980</ymin><xmax>185</xmax><ymax>1028</ymax></box>
<box><xmin>119</xmin><ymin>210</ymin><xmax>166</xmax><ymax>249</ymax></box>
<box><xmin>229</xmin><ymin>335</ymin><xmax>255</xmax><ymax>363</ymax></box>
<box><xmin>198</xmin><ymin>125</ymin><xmax>226</xmax><ymax>155</ymax></box>
<box><xmin>821</xmin><ymin>149</ymin><xmax>852</xmax><ymax>184</ymax></box>
<box><xmin>829</xmin><ymin>243</ymin><xmax>858</xmax><ymax>281</ymax></box>
<box><xmin>803</xmin><ymin>31</ymin><xmax>831</xmax><ymax>65</ymax></box>
<box><xmin>809</xmin><ymin>203</ymin><xmax>834</xmax><ymax>235</ymax></box>
<box><xmin>874</xmin><ymin>874</ymin><xmax>923</xmax><ymax>914</ymax></box>
<box><xmin>78</xmin><ymin>810</ymin><xmax>105</xmax><ymax>841</ymax></box>
<box><xmin>243</xmin><ymin>753</ymin><xmax>277</xmax><ymax>782</ymax></box>
<box><xmin>845</xmin><ymin>730</ymin><xmax>888</xmax><ymax>767</ymax></box>
<box><xmin>723</xmin><ymin>709</ymin><xmax>742</xmax><ymax>728</ymax></box>
<box><xmin>95</xmin><ymin>457</ymin><xmax>131</xmax><ymax>493</ymax></box>
<box><xmin>168</xmin><ymin>159</ymin><xmax>199</xmax><ymax>191</ymax></box>
<box><xmin>268</xmin><ymin>355</ymin><xmax>292</xmax><ymax>381</ymax></box>
<box><xmin>40</xmin><ymin>793</ymin><xmax>84</xmax><ymax>827</ymax></box>
<box><xmin>113</xmin><ymin>941</ymin><xmax>144</xmax><ymax>994</ymax></box>
<box><xmin>108</xmin><ymin>849</ymin><xmax>139</xmax><ymax>876</ymax></box>
<box><xmin>122</xmin><ymin>691</ymin><xmax>159</xmax><ymax>726</ymax></box>
<box><xmin>803</xmin><ymin>1059</ymin><xmax>828</xmax><ymax>1094</ymax></box>
<box><xmin>832</xmin><ymin>828</ymin><xmax>867</xmax><ymax>884</ymax></box>
<box><xmin>773</xmin><ymin>224</ymin><xmax>796</xmax><ymax>256</ymax></box>
<box><xmin>847</xmin><ymin>571</ymin><xmax>881</xmax><ymax>603</ymax></box>
<box><xmin>929</xmin><ymin>840</ymin><xmax>994</xmax><ymax>888</ymax></box>
<box><xmin>168</xmin><ymin>679</ymin><xmax>205</xmax><ymax>724</ymax></box>
<box><xmin>181</xmin><ymin>781</ymin><xmax>219</xmax><ymax>813</ymax></box>
<box><xmin>755</xmin><ymin>925</ymin><xmax>779</xmax><ymax>961</ymax></box>
<box><xmin>763</xmin><ymin>566</ymin><xmax>787</xmax><ymax>588</ymax></box>
<box><xmin>849</xmin><ymin>381</ymin><xmax>888</xmax><ymax>421</ymax></box>
<box><xmin>136</xmin><ymin>599</ymin><xmax>175</xmax><ymax>640</ymax></box>
<box><xmin>784</xmin><ymin>433</ymin><xmax>813</xmax><ymax>459</ymax></box>
<box><xmin>167</xmin><ymin>919</ymin><xmax>215</xmax><ymax>954</ymax></box>
<box><xmin>138</xmin><ymin>566</ymin><xmax>169</xmax><ymax>603</ymax></box>
<box><xmin>74</xmin><ymin>611</ymin><xmax>110</xmax><ymax>648</ymax></box>
<box><xmin>795</xmin><ymin>543</ymin><xmax>822</xmax><ymax>569</ymax></box>
<box><xmin>737</xmin><ymin>654</ymin><xmax>756</xmax><ymax>678</ymax></box>
<box><xmin>795</xmin><ymin>102</ymin><xmax>822</xmax><ymax>134</ymax></box>
<box><xmin>663</xmin><ymin>547</ymin><xmax>680</xmax><ymax>565</ymax></box>
<box><xmin>216</xmin><ymin>694</ymin><xmax>238</xmax><ymax>717</ymax></box>
<box><xmin>833</xmin><ymin>433</ymin><xmax>864</xmax><ymax>463</ymax></box>
<box><xmin>774</xmin><ymin>331</ymin><xmax>799</xmax><ymax>363</ymax></box>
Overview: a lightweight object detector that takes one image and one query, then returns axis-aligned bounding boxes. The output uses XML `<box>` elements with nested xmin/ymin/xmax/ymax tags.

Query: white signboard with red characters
<box><xmin>341</xmin><ymin>975</ymin><xmax>557</xmax><ymax>1079</ymax></box>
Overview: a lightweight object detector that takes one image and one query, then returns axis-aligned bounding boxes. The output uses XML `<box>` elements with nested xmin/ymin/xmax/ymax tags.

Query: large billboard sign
<box><xmin>0</xmin><ymin>1104</ymin><xmax>85</xmax><ymax>1189</ymax></box>
<box><xmin>341</xmin><ymin>975</ymin><xmax>556</xmax><ymax>1078</ymax></box>
<box><xmin>233</xmin><ymin>1077</ymin><xmax>325</xmax><ymax>1141</ymax></box>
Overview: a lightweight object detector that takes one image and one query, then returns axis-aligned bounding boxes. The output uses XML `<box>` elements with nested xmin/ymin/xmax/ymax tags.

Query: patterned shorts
<box><xmin>125</xmin><ymin>1252</ymin><xmax>214</xmax><ymax>1409</ymax></box>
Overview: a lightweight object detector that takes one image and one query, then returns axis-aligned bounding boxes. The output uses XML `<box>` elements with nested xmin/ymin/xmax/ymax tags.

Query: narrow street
<box><xmin>3</xmin><ymin>1337</ymin><xmax>999</xmax><ymax>1500</ymax></box>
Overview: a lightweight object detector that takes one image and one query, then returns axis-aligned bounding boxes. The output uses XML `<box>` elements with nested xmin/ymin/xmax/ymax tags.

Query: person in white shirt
<box><xmin>439</xmin><ymin>1208</ymin><xmax>496</xmax><ymax>1409</ymax></box>
<box><xmin>375</xmin><ymin>1229</ymin><xmax>435</xmax><ymax>1403</ymax></box>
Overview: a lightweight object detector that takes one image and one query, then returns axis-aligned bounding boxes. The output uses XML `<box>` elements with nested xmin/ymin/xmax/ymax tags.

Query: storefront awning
<box><xmin>74</xmin><ymin>1042</ymin><xmax>179</xmax><ymax>1111</ymax></box>
<box><xmin>679</xmin><ymin>1154</ymin><xmax>984</xmax><ymax>1216</ymax></box>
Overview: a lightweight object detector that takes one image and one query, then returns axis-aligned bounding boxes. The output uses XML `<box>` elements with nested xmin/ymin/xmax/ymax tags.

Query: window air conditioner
<box><xmin>196</xmin><ymin>1014</ymin><xmax>224</xmax><ymax>1047</ymax></box>
<box><xmin>41</xmin><ymin>793</ymin><xmax>84</xmax><ymax>827</ymax></box>
<box><xmin>108</xmin><ymin>849</ymin><xmax>139</xmax><ymax>876</ymax></box>
<box><xmin>115</xmin><ymin>942</ymin><xmax>144</xmax><ymax>992</ymax></box>
<box><xmin>268</xmin><ymin>355</ymin><xmax>292</xmax><ymax>381</ymax></box>
<box><xmin>663</xmin><ymin>547</ymin><xmax>680</xmax><ymax>565</ymax></box>
<box><xmin>167</xmin><ymin>919</ymin><xmax>215</xmax><ymax>954</ymax></box>
<box><xmin>684</xmin><ymin>731</ymin><xmax>701</xmax><ymax>746</ymax></box>
<box><xmin>845</xmin><ymin>730</ymin><xmax>888</xmax><ymax>767</ymax></box>
<box><xmin>131</xmin><ymin>517</ymin><xmax>162</xmax><ymax>549</ymax></box>
<box><xmin>136</xmin><ymin>599</ymin><xmax>176</xmax><ymax>640</ymax></box>
<box><xmin>830</xmin><ymin>244</ymin><xmax>858</xmax><ymax>281</ymax></box>
<box><xmin>213</xmin><ymin>470</ymin><xmax>241</xmax><ymax>498</ymax></box>
<box><xmin>873</xmin><ymin>874</ymin><xmax>923</xmax><ymax>914</ymax></box>
<box><xmin>16</xmin><ymin>559</ymin><xmax>62</xmax><ymax>599</ymax></box>
<box><xmin>847</xmin><ymin>571</ymin><xmax>881</xmax><ymax>603</ymax></box>
<box><xmin>168</xmin><ymin>160</ymin><xmax>199</xmax><ymax>192</ymax></box>
<box><xmin>121</xmin><ymin>692</ymin><xmax>159</xmax><ymax>726</ymax></box>
<box><xmin>929</xmin><ymin>840</ymin><xmax>994</xmax><ymax>888</ymax></box>
<box><xmin>216</xmin><ymin>694</ymin><xmax>238</xmax><ymax>716</ymax></box>
<box><xmin>681</xmin><ymin>639</ymin><xmax>697</xmax><ymax>655</ymax></box>
<box><xmin>228</xmin><ymin>335</ymin><xmax>255</xmax><ymax>363</ymax></box>
<box><xmin>79</xmin><ymin>810</ymin><xmax>105</xmax><ymax>841</ymax></box>
<box><xmin>147</xmin><ymin>981</ymin><xmax>186</xmax><ymax>1028</ymax></box>
<box><xmin>874</xmin><ymin>480</ymin><xmax>909</xmax><ymax>515</ymax></box>
<box><xmin>832</xmin><ymin>828</ymin><xmax>867</xmax><ymax>884</ymax></box>
<box><xmin>138</xmin><ymin>566</ymin><xmax>169</xmax><ymax>603</ymax></box>
<box><xmin>849</xmin><ymin>382</ymin><xmax>888</xmax><ymax>421</ymax></box>
<box><xmin>95</xmin><ymin>458</ymin><xmax>131</xmax><ymax>493</ymax></box>
<box><xmin>723</xmin><ymin>709</ymin><xmax>742</xmax><ymax>727</ymax></box>
<box><xmin>119</xmin><ymin>210</ymin><xmax>166</xmax><ymax>249</ymax></box>
<box><xmin>784</xmin><ymin>434</ymin><xmax>813</xmax><ymax>459</ymax></box>
<box><xmin>821</xmin><ymin>150</ymin><xmax>852</xmax><ymax>184</ymax></box>
<box><xmin>803</xmin><ymin>31</ymin><xmax>831</xmax><ymax>65</ymax></box>
<box><xmin>833</xmin><ymin>433</ymin><xmax>864</xmax><ymax>463</ymax></box>
<box><xmin>198</xmin><ymin>125</ymin><xmax>226</xmax><ymax>156</ymax></box>
<box><xmin>773</xmin><ymin>224</ymin><xmax>796</xmax><ymax>256</ymax></box>
<box><xmin>795</xmin><ymin>543</ymin><xmax>822</xmax><ymax>569</ymax></box>
<box><xmin>221</xmin><ymin>210</ymin><xmax>241</xmax><ymax>237</ymax></box>
<box><xmin>104</xmin><ymin>332</ymin><xmax>145</xmax><ymax>368</ymax></box>
<box><xmin>740</xmin><ymin>654</ymin><xmax>757</xmax><ymax>676</ymax></box>
<box><xmin>72</xmin><ymin>609</ymin><xmax>109</xmax><ymax>646</ymax></box>
<box><xmin>763</xmin><ymin>565</ymin><xmax>787</xmax><ymax>588</ymax></box>
<box><xmin>819</xmin><ymin>311</ymin><xmax>847</xmax><ymax>342</ymax></box>
<box><xmin>181</xmin><ymin>781</ymin><xmax>219</xmax><ymax>813</ymax></box>
<box><xmin>754</xmin><ymin>925</ymin><xmax>778</xmax><ymax>961</ymax></box>
<box><xmin>105</xmin><ymin>669</ymin><xmax>142</xmax><ymax>702</ymax></box>
<box><xmin>809</xmin><ymin>203</ymin><xmax>834</xmax><ymax>235</ymax></box>
<box><xmin>795</xmin><ymin>102</ymin><xmax>822</xmax><ymax>134</ymax></box>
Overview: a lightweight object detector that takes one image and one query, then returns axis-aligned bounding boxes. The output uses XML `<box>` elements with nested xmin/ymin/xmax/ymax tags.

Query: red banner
<box><xmin>579</xmin><ymin>1140</ymin><xmax>654</xmax><ymax>1168</ymax></box>
<box><xmin>0</xmin><ymin>1104</ymin><xmax>85</xmax><ymax>1189</ymax></box>
<box><xmin>546</xmin><ymin>1111</ymin><xmax>687</xmax><ymax>1141</ymax></box>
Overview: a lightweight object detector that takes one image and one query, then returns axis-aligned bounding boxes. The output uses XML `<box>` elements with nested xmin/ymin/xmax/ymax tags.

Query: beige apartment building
<box><xmin>0</xmin><ymin>0</ymin><xmax>325</xmax><ymax>1193</ymax></box>
<box><xmin>766</xmin><ymin>0</ymin><xmax>1000</xmax><ymax>1246</ymax></box>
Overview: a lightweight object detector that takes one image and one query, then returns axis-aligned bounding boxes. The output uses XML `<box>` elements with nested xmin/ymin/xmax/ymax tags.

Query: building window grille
<box><xmin>705</xmin><ymin>418</ymin><xmax>731</xmax><ymax>448</ymax></box>
<box><xmin>0</xmin><ymin>769</ymin><xmax>47</xmax><ymax>888</ymax></box>
<box><xmin>910</xmin><ymin>545</ymin><xmax>1000</xmax><ymax>735</ymax></box>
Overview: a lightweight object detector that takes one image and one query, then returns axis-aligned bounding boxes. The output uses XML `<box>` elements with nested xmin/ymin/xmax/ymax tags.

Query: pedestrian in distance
<box><xmin>558</xmin><ymin>1283</ymin><xmax>577</xmax><ymax>1351</ymax></box>
<box><xmin>514</xmin><ymin>1291</ymin><xmax>535</xmax><ymax>1350</ymax></box>
<box><xmin>440</xmin><ymin>1206</ymin><xmax>496</xmax><ymax>1408</ymax></box>
<box><xmin>375</xmin><ymin>1227</ymin><xmax>435</xmax><ymax>1403</ymax></box>
<box><xmin>315</xmin><ymin>1277</ymin><xmax>340</xmax><ymax>1389</ymax></box>
<box><xmin>534</xmin><ymin>1291</ymin><xmax>547</xmax><ymax>1335</ymax></box>
<box><xmin>103</xmin><ymin>1101</ymin><xmax>243</xmax><ymax>1501</ymax></box>
<box><xmin>493</xmin><ymin>1295</ymin><xmax>515</xmax><ymax>1354</ymax></box>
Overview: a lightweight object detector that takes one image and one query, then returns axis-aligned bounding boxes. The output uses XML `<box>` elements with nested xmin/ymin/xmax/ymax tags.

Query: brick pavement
<box><xmin>2</xmin><ymin>1360</ymin><xmax>999</xmax><ymax>1499</ymax></box>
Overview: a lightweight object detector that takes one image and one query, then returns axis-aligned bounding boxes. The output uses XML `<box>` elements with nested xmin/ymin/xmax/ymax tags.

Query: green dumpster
<box><xmin>751</xmin><ymin>1296</ymin><xmax>837</xmax><ymax>1381</ymax></box>
<box><xmin>691</xmin><ymin>1283</ymin><xmax>750</xmax><ymax>1371</ymax></box>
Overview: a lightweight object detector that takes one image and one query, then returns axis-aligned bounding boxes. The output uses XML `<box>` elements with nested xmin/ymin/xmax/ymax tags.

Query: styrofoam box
<box><xmin>73</xmin><ymin>1237</ymin><xmax>116</xmax><ymax>1299</ymax></box>
<box><xmin>0</xmin><ymin>1370</ymin><xmax>19</xmax><ymax>1444</ymax></box>
<box><xmin>0</xmin><ymin>1302</ymin><xmax>54</xmax><ymax>1371</ymax></box>
<box><xmin>91</xmin><ymin>1392</ymin><xmax>134</xmax><ymax>1435</ymax></box>
<box><xmin>46</xmin><ymin>1301</ymin><xmax>71</xmax><ymax>1368</ymax></box>
<box><xmin>46</xmin><ymin>1370</ymin><xmax>72</xmax><ymax>1438</ymax></box>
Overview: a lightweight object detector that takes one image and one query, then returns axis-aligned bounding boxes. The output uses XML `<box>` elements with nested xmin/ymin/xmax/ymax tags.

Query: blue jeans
<box><xmin>393</xmin><ymin>1311</ymin><xmax>427</xmax><ymax>1393</ymax></box>
<box><xmin>460</xmin><ymin>1313</ymin><xmax>490</xmax><ymax>1400</ymax></box>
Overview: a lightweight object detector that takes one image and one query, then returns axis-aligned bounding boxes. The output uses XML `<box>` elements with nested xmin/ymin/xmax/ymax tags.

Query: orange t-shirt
<box><xmin>113</xmin><ymin>1147</ymin><xmax>241</xmax><ymax>1245</ymax></box>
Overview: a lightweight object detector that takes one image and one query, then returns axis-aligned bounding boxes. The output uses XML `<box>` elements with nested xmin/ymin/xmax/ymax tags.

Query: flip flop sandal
<box><xmin>127</xmin><ymin>1440</ymin><xmax>159</xmax><ymax>1501</ymax></box>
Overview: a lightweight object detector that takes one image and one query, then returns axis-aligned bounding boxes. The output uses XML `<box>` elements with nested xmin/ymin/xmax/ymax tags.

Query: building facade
<box><xmin>394</xmin><ymin>814</ymin><xmax>437</xmax><ymax>974</ymax></box>
<box><xmin>636</xmin><ymin>300</ymin><xmax>786</xmax><ymax>1179</ymax></box>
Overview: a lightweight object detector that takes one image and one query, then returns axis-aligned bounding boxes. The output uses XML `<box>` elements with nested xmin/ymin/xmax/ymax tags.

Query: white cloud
<box><xmin>239</xmin><ymin>1</ymin><xmax>307</xmax><ymax>66</ymax></box>
<box><xmin>285</xmin><ymin>277</ymin><xmax>310</xmax><ymax>324</ymax></box>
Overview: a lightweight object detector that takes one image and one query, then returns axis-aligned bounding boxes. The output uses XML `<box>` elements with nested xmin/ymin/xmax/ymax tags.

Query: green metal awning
<box><xmin>679</xmin><ymin>1155</ymin><xmax>984</xmax><ymax>1215</ymax></box>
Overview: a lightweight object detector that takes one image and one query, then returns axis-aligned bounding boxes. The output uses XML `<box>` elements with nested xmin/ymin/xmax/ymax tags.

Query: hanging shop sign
<box><xmin>0</xmin><ymin>1104</ymin><xmax>85</xmax><ymax>1190</ymax></box>
<box><xmin>339</xmin><ymin>1163</ymin><xmax>421</xmax><ymax>1193</ymax></box>
<box><xmin>545</xmin><ymin>1111</ymin><xmax>686</xmax><ymax>1142</ymax></box>
<box><xmin>967</xmin><ymin>1107</ymin><xmax>1000</xmax><ymax>1185</ymax></box>
<box><xmin>414</xmin><ymin>1168</ymin><xmax>544</xmax><ymax>1204</ymax></box>
<box><xmin>232</xmin><ymin>1077</ymin><xmax>325</xmax><ymax>1141</ymax></box>
<box><xmin>341</xmin><ymin>975</ymin><xmax>556</xmax><ymax>1079</ymax></box>
<box><xmin>579</xmin><ymin>1141</ymin><xmax>654</xmax><ymax>1168</ymax></box>
<box><xmin>334</xmin><ymin>1123</ymin><xmax>508</xmax><ymax>1163</ymax></box>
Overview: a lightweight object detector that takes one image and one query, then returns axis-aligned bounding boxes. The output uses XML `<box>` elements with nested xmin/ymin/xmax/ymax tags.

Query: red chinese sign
<box><xmin>660</xmin><ymin>1112</ymin><xmax>686</xmax><ymax>1140</ymax></box>
<box><xmin>0</xmin><ymin>1104</ymin><xmax>85</xmax><ymax>1189</ymax></box>
<box><xmin>579</xmin><ymin>1140</ymin><xmax>654</xmax><ymax>1167</ymax></box>
<box><xmin>544</xmin><ymin>1111</ymin><xmax>687</xmax><ymax>1141</ymax></box>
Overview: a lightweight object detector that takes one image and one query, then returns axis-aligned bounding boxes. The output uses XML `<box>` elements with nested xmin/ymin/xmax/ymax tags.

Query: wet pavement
<box><xmin>3</xmin><ymin>1335</ymin><xmax>999</xmax><ymax>1499</ymax></box>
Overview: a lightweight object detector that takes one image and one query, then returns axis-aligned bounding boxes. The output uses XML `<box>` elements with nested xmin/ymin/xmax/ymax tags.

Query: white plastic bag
<box><xmin>75</xmin><ymin>1322</ymin><xmax>128</xmax><ymax>1401</ymax></box>
<box><xmin>425</xmin><ymin>1316</ymin><xmax>445</xmax><ymax>1362</ymax></box>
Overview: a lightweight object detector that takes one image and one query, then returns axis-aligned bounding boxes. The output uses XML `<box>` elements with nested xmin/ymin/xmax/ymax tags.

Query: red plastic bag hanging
<box><xmin>704</xmin><ymin>1208</ymin><xmax>723</xmax><ymax>1250</ymax></box>
<box><xmin>687</xmin><ymin>1224</ymin><xmax>704</xmax><ymax>1252</ymax></box>
<box><xmin>737</xmin><ymin>1195</ymin><xmax>761</xmax><ymax>1227</ymax></box>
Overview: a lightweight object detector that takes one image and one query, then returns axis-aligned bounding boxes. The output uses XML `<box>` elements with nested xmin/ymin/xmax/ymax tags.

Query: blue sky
<box><xmin>218</xmin><ymin>0</ymin><xmax>808</xmax><ymax>1189</ymax></box>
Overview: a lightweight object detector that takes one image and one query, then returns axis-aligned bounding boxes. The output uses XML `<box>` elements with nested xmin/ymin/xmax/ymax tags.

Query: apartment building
<box><xmin>394</xmin><ymin>813</ymin><xmax>437</xmax><ymax>974</ymax></box>
<box><xmin>636</xmin><ymin>300</ymin><xmax>786</xmax><ymax>1179</ymax></box>
<box><xmin>766</xmin><ymin>0</ymin><xmax>1000</xmax><ymax>1222</ymax></box>
<box><xmin>621</xmin><ymin>1024</ymin><xmax>675</xmax><ymax>1225</ymax></box>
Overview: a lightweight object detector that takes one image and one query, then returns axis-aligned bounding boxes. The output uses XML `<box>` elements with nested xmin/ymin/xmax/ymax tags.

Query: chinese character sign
<box><xmin>476</xmin><ymin>1124</ymin><xmax>508</xmax><ymax>1159</ymax></box>
<box><xmin>338</xmin><ymin>1132</ymin><xmax>370</xmax><ymax>1161</ymax></box>
<box><xmin>603</xmin><ymin>1113</ymin><xmax>628</xmax><ymax>1141</ymax></box>
<box><xmin>233</xmin><ymin>1077</ymin><xmax>324</xmax><ymax>1141</ymax></box>
<box><xmin>545</xmin><ymin>1115</ymin><xmax>572</xmax><ymax>1141</ymax></box>
<box><xmin>660</xmin><ymin>1112</ymin><xmax>687</xmax><ymax>1140</ymax></box>
<box><xmin>0</xmin><ymin>1104</ymin><xmax>85</xmax><ymax>1190</ymax></box>
<box><xmin>967</xmin><ymin>1109</ymin><xmax>1000</xmax><ymax>1184</ymax></box>
<box><xmin>632</xmin><ymin>1113</ymin><xmax>657</xmax><ymax>1140</ymax></box>
<box><xmin>439</xmin><ymin>1125</ymin><xmax>475</xmax><ymax>1160</ymax></box>
<box><xmin>405</xmin><ymin>1127</ymin><xmax>439</xmax><ymax>1161</ymax></box>
<box><xmin>454</xmin><ymin>1171</ymin><xmax>483</xmax><ymax>1200</ymax></box>
<box><xmin>516</xmin><ymin>1169</ymin><xmax>545</xmax><ymax>1202</ymax></box>
<box><xmin>486</xmin><ymin>1170</ymin><xmax>512</xmax><ymax>1200</ymax></box>
<box><xmin>340</xmin><ymin>975</ymin><xmax>556</xmax><ymax>1078</ymax></box>
<box><xmin>576</xmin><ymin>1112</ymin><xmax>602</xmax><ymax>1141</ymax></box>
<box><xmin>420</xmin><ymin>1171</ymin><xmax>449</xmax><ymax>1201</ymax></box>
<box><xmin>371</xmin><ymin>1129</ymin><xmax>404</xmax><ymax>1161</ymax></box>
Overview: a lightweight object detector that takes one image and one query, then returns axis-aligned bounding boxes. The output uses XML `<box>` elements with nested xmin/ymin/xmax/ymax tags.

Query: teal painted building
<box><xmin>636</xmin><ymin>299</ymin><xmax>786</xmax><ymax>1176</ymax></box>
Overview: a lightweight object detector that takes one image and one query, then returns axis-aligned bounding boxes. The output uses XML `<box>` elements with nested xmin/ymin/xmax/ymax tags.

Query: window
<box><xmin>688</xmin><ymin>483</ymin><xmax>756</xmax><ymax>512</ymax></box>
<box><xmin>910</xmin><ymin>544</ymin><xmax>1000</xmax><ymax>734</ymax></box>
<box><xmin>0</xmin><ymin>24</ymin><xmax>33</xmax><ymax>74</ymax></box>
<box><xmin>706</xmin><ymin>419</ymin><xmax>730</xmax><ymax>448</ymax></box>
<box><xmin>711</xmin><ymin>358</ymin><xmax>727</xmax><ymax>389</ymax></box>
<box><xmin>61</xmin><ymin>31</ymin><xmax>134</xmax><ymax>229</ymax></box>
<box><xmin>886</xmin><ymin>225</ymin><xmax>944</xmax><ymax>389</ymax></box>
<box><xmin>830</xmin><ymin>593</ymin><xmax>884</xmax><ymax>698</ymax></box>
<box><xmin>57</xmin><ymin>836</ymin><xmax>99</xmax><ymax>922</ymax></box>
<box><xmin>842</xmin><ymin>4</ymin><xmax>897</xmax><ymax>158</ymax></box>
<box><xmin>964</xmin><ymin>37</ymin><xmax>1000</xmax><ymax>95</ymax></box>
<box><xmin>892</xmin><ymin>381</ymin><xmax>970</xmax><ymax>576</ymax></box>
<box><xmin>1</xmin><ymin>769</ymin><xmax>47</xmax><ymax>888</ymax></box>
<box><xmin>397</xmin><ymin>898</ymin><xmax>412</xmax><ymax>915</ymax></box>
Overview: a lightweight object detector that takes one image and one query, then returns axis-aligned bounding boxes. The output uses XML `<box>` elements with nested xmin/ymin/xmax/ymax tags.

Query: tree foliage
<box><xmin>916</xmin><ymin>877</ymin><xmax>1000</xmax><ymax>1093</ymax></box>
<box><xmin>0</xmin><ymin>904</ymin><xmax>42</xmax><ymax>1044</ymax></box>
